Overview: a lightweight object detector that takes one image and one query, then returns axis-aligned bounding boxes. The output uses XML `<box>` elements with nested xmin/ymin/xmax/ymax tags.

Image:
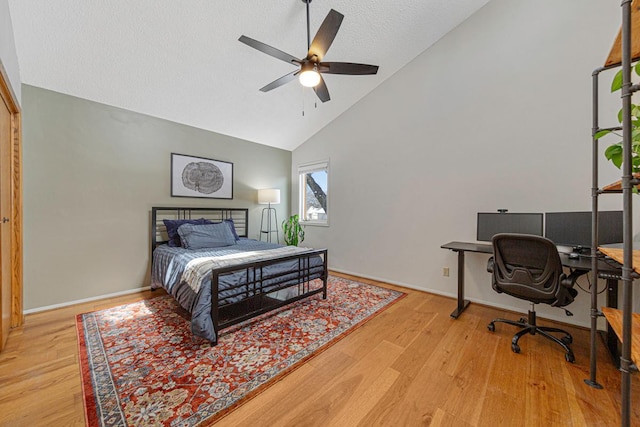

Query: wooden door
<box><xmin>0</xmin><ymin>67</ymin><xmax>22</xmax><ymax>353</ymax></box>
<box><xmin>0</xmin><ymin>94</ymin><xmax>10</xmax><ymax>350</ymax></box>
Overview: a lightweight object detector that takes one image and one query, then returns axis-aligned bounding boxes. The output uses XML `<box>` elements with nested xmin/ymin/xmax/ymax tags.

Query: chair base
<box><xmin>488</xmin><ymin>309</ymin><xmax>575</xmax><ymax>363</ymax></box>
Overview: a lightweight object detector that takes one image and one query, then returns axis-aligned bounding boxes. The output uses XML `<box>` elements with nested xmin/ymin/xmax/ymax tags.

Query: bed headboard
<box><xmin>151</xmin><ymin>206</ymin><xmax>249</xmax><ymax>252</ymax></box>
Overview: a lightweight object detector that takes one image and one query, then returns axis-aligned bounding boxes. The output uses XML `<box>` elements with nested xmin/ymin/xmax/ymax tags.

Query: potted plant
<box><xmin>282</xmin><ymin>214</ymin><xmax>305</xmax><ymax>246</ymax></box>
<box><xmin>595</xmin><ymin>64</ymin><xmax>640</xmax><ymax>189</ymax></box>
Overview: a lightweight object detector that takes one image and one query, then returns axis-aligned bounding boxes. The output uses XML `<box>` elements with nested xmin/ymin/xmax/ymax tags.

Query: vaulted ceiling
<box><xmin>8</xmin><ymin>0</ymin><xmax>490</xmax><ymax>150</ymax></box>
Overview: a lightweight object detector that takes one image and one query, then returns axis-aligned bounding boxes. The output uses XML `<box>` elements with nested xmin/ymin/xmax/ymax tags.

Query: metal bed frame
<box><xmin>150</xmin><ymin>206</ymin><xmax>328</xmax><ymax>341</ymax></box>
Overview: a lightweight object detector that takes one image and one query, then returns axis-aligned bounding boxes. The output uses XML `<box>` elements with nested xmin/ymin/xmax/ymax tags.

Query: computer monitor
<box><xmin>476</xmin><ymin>212</ymin><xmax>544</xmax><ymax>242</ymax></box>
<box><xmin>544</xmin><ymin>211</ymin><xmax>623</xmax><ymax>250</ymax></box>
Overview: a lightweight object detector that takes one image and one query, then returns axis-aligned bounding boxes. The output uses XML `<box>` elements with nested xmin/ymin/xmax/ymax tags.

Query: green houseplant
<box><xmin>282</xmin><ymin>214</ymin><xmax>305</xmax><ymax>246</ymax></box>
<box><xmin>595</xmin><ymin>63</ymin><xmax>640</xmax><ymax>186</ymax></box>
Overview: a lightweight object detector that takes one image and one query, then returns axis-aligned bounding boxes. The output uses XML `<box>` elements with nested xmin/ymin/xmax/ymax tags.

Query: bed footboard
<box><xmin>210</xmin><ymin>248</ymin><xmax>328</xmax><ymax>340</ymax></box>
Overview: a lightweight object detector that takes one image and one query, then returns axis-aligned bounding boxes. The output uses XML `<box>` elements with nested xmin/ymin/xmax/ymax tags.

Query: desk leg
<box><xmin>605</xmin><ymin>278</ymin><xmax>620</xmax><ymax>367</ymax></box>
<box><xmin>450</xmin><ymin>250</ymin><xmax>470</xmax><ymax>319</ymax></box>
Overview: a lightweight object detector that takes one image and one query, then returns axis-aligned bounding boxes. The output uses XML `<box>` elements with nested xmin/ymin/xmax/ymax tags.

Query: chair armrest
<box><xmin>487</xmin><ymin>257</ymin><xmax>494</xmax><ymax>273</ymax></box>
<box><xmin>561</xmin><ymin>269</ymin><xmax>586</xmax><ymax>288</ymax></box>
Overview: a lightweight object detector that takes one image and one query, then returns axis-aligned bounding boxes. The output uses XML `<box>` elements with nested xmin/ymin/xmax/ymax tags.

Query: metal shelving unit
<box><xmin>587</xmin><ymin>2</ymin><xmax>639</xmax><ymax>425</ymax></box>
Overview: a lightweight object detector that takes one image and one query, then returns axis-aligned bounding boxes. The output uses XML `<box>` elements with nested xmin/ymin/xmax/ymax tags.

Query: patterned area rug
<box><xmin>76</xmin><ymin>276</ymin><xmax>405</xmax><ymax>426</ymax></box>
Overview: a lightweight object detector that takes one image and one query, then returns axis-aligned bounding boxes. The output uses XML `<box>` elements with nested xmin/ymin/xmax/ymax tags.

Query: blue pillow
<box><xmin>163</xmin><ymin>218</ymin><xmax>213</xmax><ymax>247</ymax></box>
<box><xmin>177</xmin><ymin>222</ymin><xmax>238</xmax><ymax>249</ymax></box>
<box><xmin>224</xmin><ymin>218</ymin><xmax>240</xmax><ymax>240</ymax></box>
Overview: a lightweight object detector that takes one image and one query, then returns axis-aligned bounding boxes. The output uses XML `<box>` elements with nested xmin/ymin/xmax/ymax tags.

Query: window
<box><xmin>298</xmin><ymin>160</ymin><xmax>329</xmax><ymax>225</ymax></box>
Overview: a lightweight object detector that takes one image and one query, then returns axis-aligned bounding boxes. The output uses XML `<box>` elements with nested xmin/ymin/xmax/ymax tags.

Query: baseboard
<box><xmin>23</xmin><ymin>286</ymin><xmax>152</xmax><ymax>314</ymax></box>
<box><xmin>330</xmin><ymin>267</ymin><xmax>459</xmax><ymax>299</ymax></box>
<box><xmin>329</xmin><ymin>268</ymin><xmax>590</xmax><ymax>329</ymax></box>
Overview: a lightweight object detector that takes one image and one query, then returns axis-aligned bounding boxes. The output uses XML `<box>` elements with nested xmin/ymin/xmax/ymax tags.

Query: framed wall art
<box><xmin>171</xmin><ymin>153</ymin><xmax>233</xmax><ymax>199</ymax></box>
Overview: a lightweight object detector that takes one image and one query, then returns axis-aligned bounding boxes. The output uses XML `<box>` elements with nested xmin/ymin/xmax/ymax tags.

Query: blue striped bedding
<box><xmin>151</xmin><ymin>239</ymin><xmax>324</xmax><ymax>342</ymax></box>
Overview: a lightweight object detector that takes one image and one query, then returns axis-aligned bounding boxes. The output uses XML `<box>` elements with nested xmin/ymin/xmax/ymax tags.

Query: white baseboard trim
<box><xmin>330</xmin><ymin>267</ymin><xmax>458</xmax><ymax>299</ymax></box>
<box><xmin>23</xmin><ymin>286</ymin><xmax>152</xmax><ymax>315</ymax></box>
<box><xmin>329</xmin><ymin>268</ymin><xmax>590</xmax><ymax>328</ymax></box>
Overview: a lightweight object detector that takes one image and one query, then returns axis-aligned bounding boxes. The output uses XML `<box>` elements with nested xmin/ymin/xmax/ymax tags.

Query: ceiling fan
<box><xmin>238</xmin><ymin>0</ymin><xmax>379</xmax><ymax>103</ymax></box>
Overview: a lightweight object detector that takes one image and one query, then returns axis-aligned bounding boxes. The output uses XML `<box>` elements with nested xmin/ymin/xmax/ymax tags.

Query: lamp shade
<box><xmin>258</xmin><ymin>188</ymin><xmax>280</xmax><ymax>205</ymax></box>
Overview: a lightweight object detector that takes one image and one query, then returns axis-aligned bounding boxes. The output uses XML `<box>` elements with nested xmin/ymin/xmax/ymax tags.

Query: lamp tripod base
<box><xmin>260</xmin><ymin>206</ymin><xmax>279</xmax><ymax>244</ymax></box>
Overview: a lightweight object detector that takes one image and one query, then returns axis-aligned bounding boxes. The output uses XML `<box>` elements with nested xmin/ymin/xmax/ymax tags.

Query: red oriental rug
<box><xmin>76</xmin><ymin>275</ymin><xmax>405</xmax><ymax>426</ymax></box>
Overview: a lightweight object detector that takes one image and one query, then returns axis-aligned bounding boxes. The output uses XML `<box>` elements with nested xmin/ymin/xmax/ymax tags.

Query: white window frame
<box><xmin>298</xmin><ymin>159</ymin><xmax>329</xmax><ymax>226</ymax></box>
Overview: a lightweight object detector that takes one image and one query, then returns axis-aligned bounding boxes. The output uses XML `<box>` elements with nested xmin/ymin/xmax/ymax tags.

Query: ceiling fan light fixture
<box><xmin>299</xmin><ymin>64</ymin><xmax>321</xmax><ymax>87</ymax></box>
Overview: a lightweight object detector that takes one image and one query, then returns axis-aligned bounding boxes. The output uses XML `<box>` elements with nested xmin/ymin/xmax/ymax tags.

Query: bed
<box><xmin>150</xmin><ymin>206</ymin><xmax>328</xmax><ymax>344</ymax></box>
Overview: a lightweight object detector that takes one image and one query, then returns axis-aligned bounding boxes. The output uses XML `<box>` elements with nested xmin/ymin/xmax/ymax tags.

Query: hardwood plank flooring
<box><xmin>0</xmin><ymin>272</ymin><xmax>637</xmax><ymax>426</ymax></box>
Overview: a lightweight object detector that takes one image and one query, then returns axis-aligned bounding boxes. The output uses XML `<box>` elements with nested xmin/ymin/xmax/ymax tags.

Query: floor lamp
<box><xmin>258</xmin><ymin>188</ymin><xmax>280</xmax><ymax>243</ymax></box>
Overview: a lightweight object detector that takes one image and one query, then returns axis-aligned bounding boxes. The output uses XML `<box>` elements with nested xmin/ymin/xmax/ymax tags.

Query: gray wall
<box><xmin>293</xmin><ymin>0</ymin><xmax>638</xmax><ymax>327</ymax></box>
<box><xmin>23</xmin><ymin>85</ymin><xmax>291</xmax><ymax>310</ymax></box>
<box><xmin>0</xmin><ymin>0</ymin><xmax>20</xmax><ymax>103</ymax></box>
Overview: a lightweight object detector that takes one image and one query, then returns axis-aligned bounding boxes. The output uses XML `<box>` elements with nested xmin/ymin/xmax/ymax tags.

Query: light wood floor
<box><xmin>0</xmin><ymin>272</ymin><xmax>638</xmax><ymax>426</ymax></box>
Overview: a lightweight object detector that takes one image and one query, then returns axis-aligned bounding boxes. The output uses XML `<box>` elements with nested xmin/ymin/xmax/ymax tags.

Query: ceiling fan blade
<box><xmin>319</xmin><ymin>62</ymin><xmax>379</xmax><ymax>75</ymax></box>
<box><xmin>239</xmin><ymin>35</ymin><xmax>300</xmax><ymax>65</ymax></box>
<box><xmin>259</xmin><ymin>70</ymin><xmax>299</xmax><ymax>92</ymax></box>
<box><xmin>308</xmin><ymin>9</ymin><xmax>344</xmax><ymax>62</ymax></box>
<box><xmin>313</xmin><ymin>75</ymin><xmax>331</xmax><ymax>103</ymax></box>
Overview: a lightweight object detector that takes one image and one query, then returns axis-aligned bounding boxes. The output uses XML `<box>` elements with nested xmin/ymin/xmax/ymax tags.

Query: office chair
<box><xmin>487</xmin><ymin>233</ymin><xmax>580</xmax><ymax>363</ymax></box>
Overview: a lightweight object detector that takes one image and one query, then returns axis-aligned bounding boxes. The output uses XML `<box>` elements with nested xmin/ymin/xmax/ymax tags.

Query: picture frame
<box><xmin>171</xmin><ymin>153</ymin><xmax>233</xmax><ymax>199</ymax></box>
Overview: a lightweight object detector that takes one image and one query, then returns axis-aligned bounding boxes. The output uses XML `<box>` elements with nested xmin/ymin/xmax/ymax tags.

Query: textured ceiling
<box><xmin>8</xmin><ymin>0</ymin><xmax>489</xmax><ymax>151</ymax></box>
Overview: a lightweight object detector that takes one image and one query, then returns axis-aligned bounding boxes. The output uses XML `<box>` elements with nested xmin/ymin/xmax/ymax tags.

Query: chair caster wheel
<box><xmin>488</xmin><ymin>323</ymin><xmax>495</xmax><ymax>332</ymax></box>
<box><xmin>519</xmin><ymin>318</ymin><xmax>527</xmax><ymax>324</ymax></box>
<box><xmin>565</xmin><ymin>352</ymin><xmax>575</xmax><ymax>363</ymax></box>
<box><xmin>561</xmin><ymin>336</ymin><xmax>572</xmax><ymax>345</ymax></box>
<box><xmin>511</xmin><ymin>343</ymin><xmax>520</xmax><ymax>354</ymax></box>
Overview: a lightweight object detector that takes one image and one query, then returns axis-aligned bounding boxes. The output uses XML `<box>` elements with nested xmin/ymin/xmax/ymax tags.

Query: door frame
<box><xmin>0</xmin><ymin>62</ymin><xmax>23</xmax><ymax>328</ymax></box>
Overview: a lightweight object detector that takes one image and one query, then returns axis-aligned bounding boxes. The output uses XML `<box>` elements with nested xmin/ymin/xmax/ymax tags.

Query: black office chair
<box><xmin>487</xmin><ymin>233</ymin><xmax>580</xmax><ymax>363</ymax></box>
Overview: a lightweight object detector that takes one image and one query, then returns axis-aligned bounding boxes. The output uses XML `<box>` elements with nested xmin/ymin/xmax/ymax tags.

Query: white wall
<box><xmin>23</xmin><ymin>86</ymin><xmax>291</xmax><ymax>310</ymax></box>
<box><xmin>0</xmin><ymin>0</ymin><xmax>20</xmax><ymax>103</ymax></box>
<box><xmin>292</xmin><ymin>0</ymin><xmax>639</xmax><ymax>327</ymax></box>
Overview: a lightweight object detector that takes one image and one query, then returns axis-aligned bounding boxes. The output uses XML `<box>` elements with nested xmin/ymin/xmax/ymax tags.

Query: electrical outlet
<box><xmin>443</xmin><ymin>267</ymin><xmax>450</xmax><ymax>277</ymax></box>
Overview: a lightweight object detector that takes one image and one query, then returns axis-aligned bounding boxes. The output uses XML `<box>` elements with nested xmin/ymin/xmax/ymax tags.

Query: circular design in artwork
<box><xmin>182</xmin><ymin>162</ymin><xmax>224</xmax><ymax>194</ymax></box>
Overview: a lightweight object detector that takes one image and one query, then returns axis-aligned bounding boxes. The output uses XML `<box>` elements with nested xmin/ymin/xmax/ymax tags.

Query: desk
<box><xmin>441</xmin><ymin>241</ymin><xmax>623</xmax><ymax>318</ymax></box>
<box><xmin>441</xmin><ymin>240</ymin><xmax>624</xmax><ymax>363</ymax></box>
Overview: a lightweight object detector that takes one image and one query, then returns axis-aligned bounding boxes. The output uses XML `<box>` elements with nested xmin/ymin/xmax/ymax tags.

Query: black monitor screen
<box><xmin>476</xmin><ymin>213</ymin><xmax>544</xmax><ymax>242</ymax></box>
<box><xmin>544</xmin><ymin>211</ymin><xmax>623</xmax><ymax>248</ymax></box>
